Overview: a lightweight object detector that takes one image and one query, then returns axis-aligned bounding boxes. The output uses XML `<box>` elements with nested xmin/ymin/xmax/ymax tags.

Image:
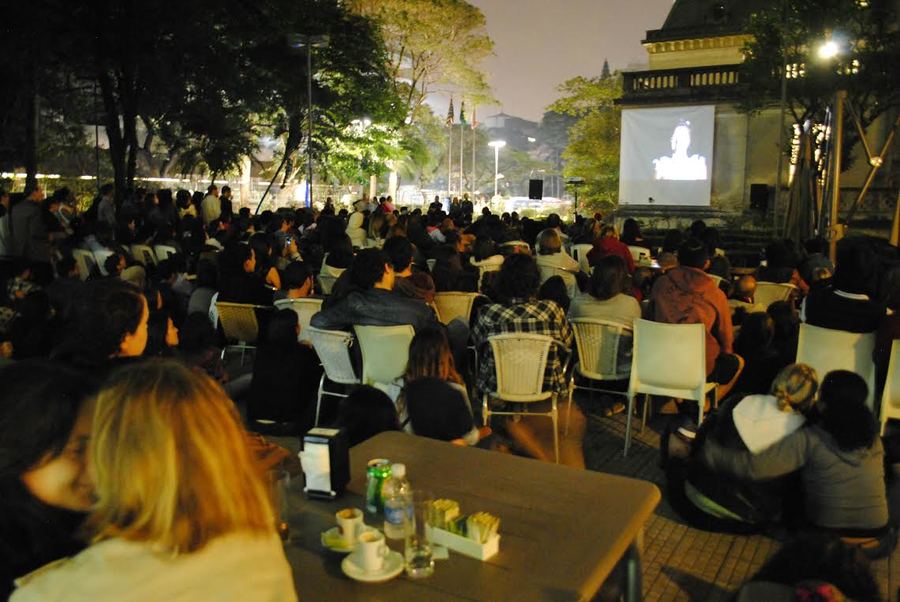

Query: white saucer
<box><xmin>321</xmin><ymin>526</ymin><xmax>356</xmax><ymax>553</ymax></box>
<box><xmin>341</xmin><ymin>550</ymin><xmax>405</xmax><ymax>583</ymax></box>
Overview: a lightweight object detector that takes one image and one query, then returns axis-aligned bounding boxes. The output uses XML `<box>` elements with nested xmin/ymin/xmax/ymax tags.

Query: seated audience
<box><xmin>667</xmin><ymin>364</ymin><xmax>818</xmax><ymax>533</ymax></box>
<box><xmin>178</xmin><ymin>312</ymin><xmax>227</xmax><ymax>383</ymax></box>
<box><xmin>384</xmin><ymin>236</ymin><xmax>436</xmax><ymax>303</ymax></box>
<box><xmin>702</xmin><ymin>370</ymin><xmax>891</xmax><ymax>555</ymax></box>
<box><xmin>217</xmin><ymin>242</ymin><xmax>273</xmax><ymax>306</ymax></box>
<box><xmin>802</xmin><ymin>240</ymin><xmax>884</xmax><ymax>332</ymax></box>
<box><xmin>248</xmin><ymin>309</ymin><xmax>321</xmax><ymax>434</ymax></box>
<box><xmin>312</xmin><ymin>249</ymin><xmax>438</xmax><ymax>333</ymax></box>
<box><xmin>650</xmin><ymin>238</ymin><xmax>743</xmax><ymax>402</ymax></box>
<box><xmin>538</xmin><ymin>275</ymin><xmax>571</xmax><ymax>314</ymax></box>
<box><xmin>0</xmin><ymin>362</ymin><xmax>95</xmax><ymax>600</ymax></box>
<box><xmin>586</xmin><ymin>225</ymin><xmax>635</xmax><ymax>273</ymax></box>
<box><xmin>472</xmin><ymin>253</ymin><xmax>585</xmax><ymax>467</ymax></box>
<box><xmin>757</xmin><ymin>240</ymin><xmax>808</xmax><ymax>295</ymax></box>
<box><xmin>11</xmin><ymin>361</ymin><xmax>297</xmax><ymax>600</ymax></box>
<box><xmin>535</xmin><ymin>228</ymin><xmax>580</xmax><ymax>297</ymax></box>
<box><xmin>276</xmin><ymin>261</ymin><xmax>314</xmax><ymax>302</ymax></box>
<box><xmin>620</xmin><ymin>218</ymin><xmax>645</xmax><ymax>247</ymax></box>
<box><xmin>733</xmin><ymin>312</ymin><xmax>785</xmax><ymax>394</ymax></box>
<box><xmin>335</xmin><ymin>386</ymin><xmax>400</xmax><ymax>447</ymax></box>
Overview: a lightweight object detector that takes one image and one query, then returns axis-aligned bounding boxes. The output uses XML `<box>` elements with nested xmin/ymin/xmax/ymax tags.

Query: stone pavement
<box><xmin>577</xmin><ymin>393</ymin><xmax>899</xmax><ymax>601</ymax></box>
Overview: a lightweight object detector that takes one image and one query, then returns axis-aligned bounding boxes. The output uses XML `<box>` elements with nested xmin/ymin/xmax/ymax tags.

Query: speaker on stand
<box><xmin>528</xmin><ymin>179</ymin><xmax>544</xmax><ymax>201</ymax></box>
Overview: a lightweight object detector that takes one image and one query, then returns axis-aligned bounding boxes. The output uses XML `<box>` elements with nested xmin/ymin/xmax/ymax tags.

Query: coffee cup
<box><xmin>335</xmin><ymin>508</ymin><xmax>363</xmax><ymax>547</ymax></box>
<box><xmin>354</xmin><ymin>528</ymin><xmax>390</xmax><ymax>573</ymax></box>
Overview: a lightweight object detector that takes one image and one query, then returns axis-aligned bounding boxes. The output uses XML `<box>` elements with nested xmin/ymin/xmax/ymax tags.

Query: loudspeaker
<box><xmin>528</xmin><ymin>179</ymin><xmax>544</xmax><ymax>200</ymax></box>
<box><xmin>750</xmin><ymin>184</ymin><xmax>770</xmax><ymax>211</ymax></box>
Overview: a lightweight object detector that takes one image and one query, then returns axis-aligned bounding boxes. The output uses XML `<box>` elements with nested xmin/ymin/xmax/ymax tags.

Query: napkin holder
<box><xmin>301</xmin><ymin>427</ymin><xmax>349</xmax><ymax>500</ymax></box>
<box><xmin>425</xmin><ymin>525</ymin><xmax>500</xmax><ymax>561</ymax></box>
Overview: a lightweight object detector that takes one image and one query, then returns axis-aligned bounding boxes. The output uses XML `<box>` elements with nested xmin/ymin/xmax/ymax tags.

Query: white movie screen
<box><xmin>618</xmin><ymin>105</ymin><xmax>715</xmax><ymax>206</ymax></box>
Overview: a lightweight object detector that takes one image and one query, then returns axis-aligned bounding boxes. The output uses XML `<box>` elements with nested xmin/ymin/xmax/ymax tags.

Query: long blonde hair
<box><xmin>87</xmin><ymin>360</ymin><xmax>274</xmax><ymax>553</ymax></box>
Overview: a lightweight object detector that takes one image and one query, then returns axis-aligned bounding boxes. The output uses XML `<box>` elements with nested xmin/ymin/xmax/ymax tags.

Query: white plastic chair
<box><xmin>879</xmin><ymin>340</ymin><xmax>900</xmax><ymax>435</ymax></box>
<box><xmin>481</xmin><ymin>333</ymin><xmax>570</xmax><ymax>463</ymax></box>
<box><xmin>754</xmin><ymin>281</ymin><xmax>797</xmax><ymax>308</ymax></box>
<box><xmin>154</xmin><ymin>244</ymin><xmax>178</xmax><ymax>261</ymax></box>
<box><xmin>797</xmin><ymin>323</ymin><xmax>877</xmax><ymax>410</ymax></box>
<box><xmin>477</xmin><ymin>264</ymin><xmax>501</xmax><ymax>292</ymax></box>
<box><xmin>433</xmin><ymin>292</ymin><xmax>480</xmax><ymax>325</ymax></box>
<box><xmin>317</xmin><ymin>273</ymin><xmax>338</xmax><ymax>295</ymax></box>
<box><xmin>570</xmin><ymin>318</ymin><xmax>633</xmax><ymax>406</ymax></box>
<box><xmin>500</xmin><ymin>240</ymin><xmax>531</xmax><ymax>254</ymax></box>
<box><xmin>130</xmin><ymin>244</ymin><xmax>157</xmax><ymax>266</ymax></box>
<box><xmin>571</xmin><ymin>244</ymin><xmax>593</xmax><ymax>274</ymax></box>
<box><xmin>625</xmin><ymin>319</ymin><xmax>717</xmax><ymax>456</ymax></box>
<box><xmin>215</xmin><ymin>301</ymin><xmax>269</xmax><ymax>366</ymax></box>
<box><xmin>93</xmin><ymin>250</ymin><xmax>115</xmax><ymax>276</ymax></box>
<box><xmin>707</xmin><ymin>273</ymin><xmax>725</xmax><ymax>288</ymax></box>
<box><xmin>537</xmin><ymin>265</ymin><xmax>579</xmax><ymax>300</ymax></box>
<box><xmin>306</xmin><ymin>326</ymin><xmax>361</xmax><ymax>426</ymax></box>
<box><xmin>274</xmin><ymin>297</ymin><xmax>323</xmax><ymax>343</ymax></box>
<box><xmin>354</xmin><ymin>324</ymin><xmax>415</xmax><ymax>387</ymax></box>
<box><xmin>72</xmin><ymin>249</ymin><xmax>97</xmax><ymax>280</ymax></box>
<box><xmin>628</xmin><ymin>245</ymin><xmax>652</xmax><ymax>265</ymax></box>
<box><xmin>208</xmin><ymin>292</ymin><xmax>220</xmax><ymax>329</ymax></box>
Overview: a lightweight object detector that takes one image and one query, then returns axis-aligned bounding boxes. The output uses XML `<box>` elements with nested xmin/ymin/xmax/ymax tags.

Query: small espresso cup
<box><xmin>335</xmin><ymin>508</ymin><xmax>363</xmax><ymax>548</ymax></box>
<box><xmin>355</xmin><ymin>528</ymin><xmax>390</xmax><ymax>573</ymax></box>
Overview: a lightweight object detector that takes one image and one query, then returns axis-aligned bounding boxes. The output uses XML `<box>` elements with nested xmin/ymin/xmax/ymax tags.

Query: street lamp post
<box><xmin>288</xmin><ymin>33</ymin><xmax>329</xmax><ymax>208</ymax></box>
<box><xmin>488</xmin><ymin>140</ymin><xmax>506</xmax><ymax>199</ymax></box>
<box><xmin>817</xmin><ymin>35</ymin><xmax>844</xmax><ymax>263</ymax></box>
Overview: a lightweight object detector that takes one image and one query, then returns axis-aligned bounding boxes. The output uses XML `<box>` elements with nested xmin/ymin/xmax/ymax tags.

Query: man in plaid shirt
<box><xmin>472</xmin><ymin>254</ymin><xmax>583</xmax><ymax>466</ymax></box>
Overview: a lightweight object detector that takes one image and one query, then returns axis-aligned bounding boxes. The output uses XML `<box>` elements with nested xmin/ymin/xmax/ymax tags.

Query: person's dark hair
<box><xmin>248</xmin><ymin>232</ymin><xmax>273</xmax><ymax>265</ymax></box>
<box><xmin>662</xmin><ymin>229</ymin><xmax>685</xmax><ymax>254</ymax></box>
<box><xmin>539</xmin><ymin>276</ymin><xmax>570</xmax><ymax>313</ymax></box>
<box><xmin>621</xmin><ymin>218</ymin><xmax>642</xmax><ymax>245</ymax></box>
<box><xmin>221</xmin><ymin>185</ymin><xmax>231</xmax><ymax>195</ymax></box>
<box><xmin>834</xmin><ymin>240</ymin><xmax>877</xmax><ymax>296</ymax></box>
<box><xmin>220</xmin><ymin>242</ymin><xmax>252</xmax><ymax>276</ymax></box>
<box><xmin>545</xmin><ymin>213</ymin><xmax>561</xmax><ymax>230</ymax></box>
<box><xmin>497</xmin><ymin>253</ymin><xmax>540</xmax><ymax>302</ymax></box>
<box><xmin>689</xmin><ymin>219</ymin><xmax>707</xmax><ymax>239</ymax></box>
<box><xmin>383</xmin><ymin>236</ymin><xmax>414</xmax><ymax>272</ymax></box>
<box><xmin>0</xmin><ymin>361</ymin><xmax>95</xmax><ymax>479</ymax></box>
<box><xmin>143</xmin><ymin>310</ymin><xmax>174</xmax><ymax>357</ymax></box>
<box><xmin>195</xmin><ymin>259</ymin><xmax>218</xmax><ymax>289</ymax></box>
<box><xmin>589</xmin><ymin>254</ymin><xmax>627</xmax><ymax>300</ymax></box>
<box><xmin>819</xmin><ymin>370</ymin><xmax>876</xmax><ymax>451</ymax></box>
<box><xmin>349</xmin><ymin>248</ymin><xmax>389</xmax><ymax>290</ymax></box>
<box><xmin>325</xmin><ymin>233</ymin><xmax>354</xmax><ymax>269</ymax></box>
<box><xmin>734</xmin><ymin>312</ymin><xmax>774</xmax><ymax>357</ymax></box>
<box><xmin>765</xmin><ymin>240</ymin><xmax>791</xmax><ymax>269</ymax></box>
<box><xmin>175</xmin><ymin>189</ymin><xmax>191</xmax><ymax>210</ymax></box>
<box><xmin>677</xmin><ymin>238</ymin><xmax>708</xmax><ymax>269</ymax></box>
<box><xmin>405</xmin><ymin>378</ymin><xmax>474</xmax><ymax>442</ymax></box>
<box><xmin>336</xmin><ymin>386</ymin><xmax>400</xmax><ymax>446</ymax></box>
<box><xmin>804</xmin><ymin>237</ymin><xmax>828</xmax><ymax>256</ymax></box>
<box><xmin>767</xmin><ymin>300</ymin><xmax>798</xmax><ymax>340</ymax></box>
<box><xmin>473</xmin><ymin>237</ymin><xmax>497</xmax><ymax>262</ymax></box>
<box><xmin>747</xmin><ymin>534</ymin><xmax>879</xmax><ymax>601</ymax></box>
<box><xmin>266</xmin><ymin>309</ymin><xmax>300</xmax><ymax>347</ymax></box>
<box><xmin>701</xmin><ymin>228</ymin><xmax>721</xmax><ymax>256</ymax></box>
<box><xmin>178</xmin><ymin>312</ymin><xmax>218</xmax><ymax>355</ymax></box>
<box><xmin>281</xmin><ymin>262</ymin><xmax>312</xmax><ymax>291</ymax></box>
<box><xmin>62</xmin><ymin>279</ymin><xmax>145</xmax><ymax>359</ymax></box>
<box><xmin>103</xmin><ymin>252</ymin><xmax>123</xmax><ymax>276</ymax></box>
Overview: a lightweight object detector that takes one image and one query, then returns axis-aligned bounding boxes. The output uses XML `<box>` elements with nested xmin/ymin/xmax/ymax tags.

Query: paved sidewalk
<box><xmin>579</xmin><ymin>395</ymin><xmax>897</xmax><ymax>601</ymax></box>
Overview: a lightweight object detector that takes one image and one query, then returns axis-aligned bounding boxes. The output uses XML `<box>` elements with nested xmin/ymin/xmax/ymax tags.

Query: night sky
<box><xmin>465</xmin><ymin>0</ymin><xmax>675</xmax><ymax>122</ymax></box>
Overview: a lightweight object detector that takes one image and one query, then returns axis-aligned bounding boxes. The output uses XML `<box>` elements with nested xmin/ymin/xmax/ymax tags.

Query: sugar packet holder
<box><xmin>426</xmin><ymin>525</ymin><xmax>500</xmax><ymax>561</ymax></box>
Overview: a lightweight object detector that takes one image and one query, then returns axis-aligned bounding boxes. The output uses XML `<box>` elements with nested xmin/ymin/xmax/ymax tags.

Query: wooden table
<box><xmin>286</xmin><ymin>432</ymin><xmax>660</xmax><ymax>601</ymax></box>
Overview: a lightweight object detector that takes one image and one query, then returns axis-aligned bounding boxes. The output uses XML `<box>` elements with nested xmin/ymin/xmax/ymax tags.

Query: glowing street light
<box><xmin>817</xmin><ymin>39</ymin><xmax>840</xmax><ymax>60</ymax></box>
<box><xmin>488</xmin><ymin>140</ymin><xmax>506</xmax><ymax>199</ymax></box>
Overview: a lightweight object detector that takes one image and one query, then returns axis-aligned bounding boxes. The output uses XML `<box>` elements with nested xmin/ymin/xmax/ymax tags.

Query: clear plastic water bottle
<box><xmin>382</xmin><ymin>463</ymin><xmax>412</xmax><ymax>539</ymax></box>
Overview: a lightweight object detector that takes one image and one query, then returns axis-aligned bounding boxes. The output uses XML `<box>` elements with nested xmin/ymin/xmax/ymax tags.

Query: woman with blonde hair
<box><xmin>666</xmin><ymin>363</ymin><xmax>819</xmax><ymax>534</ymax></box>
<box><xmin>12</xmin><ymin>361</ymin><xmax>296</xmax><ymax>601</ymax></box>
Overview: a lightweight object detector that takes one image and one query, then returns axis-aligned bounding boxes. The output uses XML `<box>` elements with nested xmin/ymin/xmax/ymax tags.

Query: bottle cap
<box><xmin>391</xmin><ymin>463</ymin><xmax>406</xmax><ymax>478</ymax></box>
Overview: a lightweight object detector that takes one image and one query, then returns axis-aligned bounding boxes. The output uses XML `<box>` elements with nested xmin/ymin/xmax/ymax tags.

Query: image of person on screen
<box><xmin>652</xmin><ymin>120</ymin><xmax>708</xmax><ymax>181</ymax></box>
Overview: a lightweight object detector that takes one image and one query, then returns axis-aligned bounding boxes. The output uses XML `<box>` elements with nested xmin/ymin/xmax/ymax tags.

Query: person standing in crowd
<box><xmin>95</xmin><ymin>184</ymin><xmax>116</xmax><ymax>228</ymax></box>
<box><xmin>10</xmin><ymin>185</ymin><xmax>51</xmax><ymax>265</ymax></box>
<box><xmin>219</xmin><ymin>185</ymin><xmax>234</xmax><ymax>221</ymax></box>
<box><xmin>201</xmin><ymin>184</ymin><xmax>220</xmax><ymax>226</ymax></box>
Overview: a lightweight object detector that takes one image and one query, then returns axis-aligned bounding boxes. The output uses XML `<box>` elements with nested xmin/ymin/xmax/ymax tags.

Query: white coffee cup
<box><xmin>335</xmin><ymin>508</ymin><xmax>363</xmax><ymax>547</ymax></box>
<box><xmin>354</xmin><ymin>528</ymin><xmax>390</xmax><ymax>573</ymax></box>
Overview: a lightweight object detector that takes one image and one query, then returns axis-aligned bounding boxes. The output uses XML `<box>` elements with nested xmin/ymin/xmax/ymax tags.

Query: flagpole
<box><xmin>448</xmin><ymin>125</ymin><xmax>453</xmax><ymax>197</ymax></box>
<box><xmin>459</xmin><ymin>122</ymin><xmax>465</xmax><ymax>197</ymax></box>
<box><xmin>471</xmin><ymin>106</ymin><xmax>477</xmax><ymax>200</ymax></box>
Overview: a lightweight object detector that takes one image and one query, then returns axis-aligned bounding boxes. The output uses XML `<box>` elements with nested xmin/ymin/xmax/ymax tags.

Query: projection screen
<box><xmin>619</xmin><ymin>105</ymin><xmax>715</xmax><ymax>206</ymax></box>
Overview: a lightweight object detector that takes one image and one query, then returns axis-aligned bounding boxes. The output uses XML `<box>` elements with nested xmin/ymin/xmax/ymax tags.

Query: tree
<box><xmin>548</xmin><ymin>73</ymin><xmax>623</xmax><ymax>212</ymax></box>
<box><xmin>742</xmin><ymin>0</ymin><xmax>900</xmax><ymax>169</ymax></box>
<box><xmin>347</xmin><ymin>0</ymin><xmax>494</xmax><ymax>122</ymax></box>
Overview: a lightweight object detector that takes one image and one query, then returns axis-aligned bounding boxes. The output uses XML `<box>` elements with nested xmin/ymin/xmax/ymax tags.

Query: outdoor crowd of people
<box><xmin>0</xmin><ymin>181</ymin><xmax>897</xmax><ymax>599</ymax></box>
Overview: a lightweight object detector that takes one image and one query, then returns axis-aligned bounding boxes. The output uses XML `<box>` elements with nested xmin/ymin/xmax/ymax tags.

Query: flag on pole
<box><xmin>459</xmin><ymin>100</ymin><xmax>467</xmax><ymax>126</ymax></box>
<box><xmin>471</xmin><ymin>106</ymin><xmax>477</xmax><ymax>130</ymax></box>
<box><xmin>446</xmin><ymin>98</ymin><xmax>455</xmax><ymax>126</ymax></box>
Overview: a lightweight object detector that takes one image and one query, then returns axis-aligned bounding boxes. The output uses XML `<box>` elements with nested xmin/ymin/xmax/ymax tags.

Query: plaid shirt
<box><xmin>472</xmin><ymin>298</ymin><xmax>573</xmax><ymax>399</ymax></box>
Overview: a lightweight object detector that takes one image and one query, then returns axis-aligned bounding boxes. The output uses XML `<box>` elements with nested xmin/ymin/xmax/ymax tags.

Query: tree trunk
<box><xmin>98</xmin><ymin>72</ymin><xmax>126</xmax><ymax>199</ymax></box>
<box><xmin>23</xmin><ymin>61</ymin><xmax>39</xmax><ymax>194</ymax></box>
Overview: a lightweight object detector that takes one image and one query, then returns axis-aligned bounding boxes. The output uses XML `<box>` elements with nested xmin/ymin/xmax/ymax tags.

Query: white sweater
<box><xmin>12</xmin><ymin>532</ymin><xmax>296</xmax><ymax>602</ymax></box>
